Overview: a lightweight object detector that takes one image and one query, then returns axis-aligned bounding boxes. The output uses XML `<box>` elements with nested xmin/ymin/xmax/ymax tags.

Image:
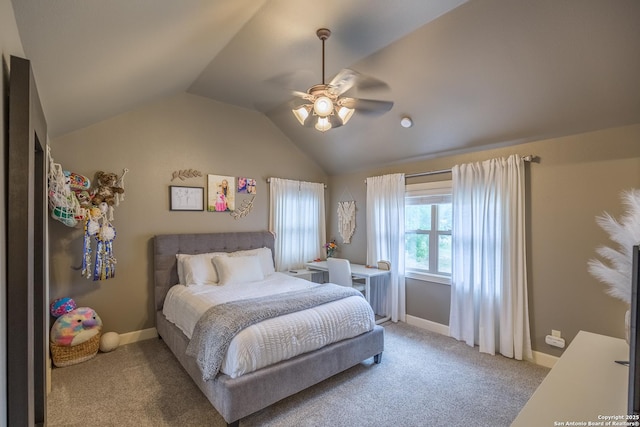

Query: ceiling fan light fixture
<box><xmin>292</xmin><ymin>105</ymin><xmax>311</xmax><ymax>125</ymax></box>
<box><xmin>313</xmin><ymin>96</ymin><xmax>333</xmax><ymax>117</ymax></box>
<box><xmin>315</xmin><ymin>116</ymin><xmax>332</xmax><ymax>132</ymax></box>
<box><xmin>290</xmin><ymin>27</ymin><xmax>392</xmax><ymax>132</ymax></box>
<box><xmin>337</xmin><ymin>106</ymin><xmax>354</xmax><ymax>125</ymax></box>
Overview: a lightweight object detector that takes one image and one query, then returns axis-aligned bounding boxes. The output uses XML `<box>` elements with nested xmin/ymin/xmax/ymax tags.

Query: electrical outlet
<box><xmin>552</xmin><ymin>329</ymin><xmax>561</xmax><ymax>338</ymax></box>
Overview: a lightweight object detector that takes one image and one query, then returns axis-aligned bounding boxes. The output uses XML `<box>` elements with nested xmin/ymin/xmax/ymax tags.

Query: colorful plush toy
<box><xmin>50</xmin><ymin>306</ymin><xmax>102</xmax><ymax>347</ymax></box>
<box><xmin>49</xmin><ymin>297</ymin><xmax>77</xmax><ymax>317</ymax></box>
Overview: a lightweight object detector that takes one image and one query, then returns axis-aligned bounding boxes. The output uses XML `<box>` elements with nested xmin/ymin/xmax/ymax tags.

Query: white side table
<box><xmin>283</xmin><ymin>269</ymin><xmax>313</xmax><ymax>281</ymax></box>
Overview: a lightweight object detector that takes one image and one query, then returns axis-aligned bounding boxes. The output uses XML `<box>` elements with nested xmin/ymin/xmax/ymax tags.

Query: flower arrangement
<box><xmin>588</xmin><ymin>189</ymin><xmax>640</xmax><ymax>304</ymax></box>
<box><xmin>324</xmin><ymin>240</ymin><xmax>338</xmax><ymax>258</ymax></box>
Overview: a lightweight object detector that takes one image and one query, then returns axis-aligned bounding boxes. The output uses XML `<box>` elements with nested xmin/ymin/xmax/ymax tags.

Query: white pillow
<box><xmin>229</xmin><ymin>247</ymin><xmax>275</xmax><ymax>276</ymax></box>
<box><xmin>176</xmin><ymin>252</ymin><xmax>227</xmax><ymax>285</ymax></box>
<box><xmin>212</xmin><ymin>255</ymin><xmax>264</xmax><ymax>286</ymax></box>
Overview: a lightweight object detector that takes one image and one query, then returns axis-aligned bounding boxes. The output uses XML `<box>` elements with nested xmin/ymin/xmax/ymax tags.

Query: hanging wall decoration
<box><xmin>81</xmin><ymin>204</ymin><xmax>117</xmax><ymax>281</ymax></box>
<box><xmin>337</xmin><ymin>200</ymin><xmax>356</xmax><ymax>244</ymax></box>
<box><xmin>80</xmin><ymin>169</ymin><xmax>128</xmax><ymax>281</ymax></box>
<box><xmin>171</xmin><ymin>169</ymin><xmax>203</xmax><ymax>181</ymax></box>
<box><xmin>337</xmin><ymin>187</ymin><xmax>356</xmax><ymax>244</ymax></box>
<box><xmin>47</xmin><ymin>145</ymin><xmax>127</xmax><ymax>282</ymax></box>
<box><xmin>231</xmin><ymin>196</ymin><xmax>255</xmax><ymax>220</ymax></box>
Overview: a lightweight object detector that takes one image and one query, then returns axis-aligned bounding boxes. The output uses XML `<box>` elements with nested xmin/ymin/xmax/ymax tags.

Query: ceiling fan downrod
<box><xmin>316</xmin><ymin>28</ymin><xmax>331</xmax><ymax>85</ymax></box>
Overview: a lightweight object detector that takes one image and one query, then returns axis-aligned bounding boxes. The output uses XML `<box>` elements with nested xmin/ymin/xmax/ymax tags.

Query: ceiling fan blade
<box><xmin>351</xmin><ymin>74</ymin><xmax>391</xmax><ymax>93</ymax></box>
<box><xmin>291</xmin><ymin>90</ymin><xmax>315</xmax><ymax>103</ymax></box>
<box><xmin>327</xmin><ymin>69</ymin><xmax>359</xmax><ymax>96</ymax></box>
<box><xmin>341</xmin><ymin>98</ymin><xmax>394</xmax><ymax>114</ymax></box>
<box><xmin>328</xmin><ymin>68</ymin><xmax>391</xmax><ymax>97</ymax></box>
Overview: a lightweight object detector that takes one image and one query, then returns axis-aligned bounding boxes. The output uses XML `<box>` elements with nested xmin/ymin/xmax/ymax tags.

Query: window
<box><xmin>405</xmin><ymin>181</ymin><xmax>452</xmax><ymax>284</ymax></box>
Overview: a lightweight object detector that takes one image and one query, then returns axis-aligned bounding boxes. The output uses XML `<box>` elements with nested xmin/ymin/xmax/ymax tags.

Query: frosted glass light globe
<box><xmin>313</xmin><ymin>96</ymin><xmax>333</xmax><ymax>117</ymax></box>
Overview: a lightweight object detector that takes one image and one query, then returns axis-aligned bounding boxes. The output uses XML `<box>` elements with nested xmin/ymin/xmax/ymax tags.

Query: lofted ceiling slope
<box><xmin>11</xmin><ymin>0</ymin><xmax>640</xmax><ymax>174</ymax></box>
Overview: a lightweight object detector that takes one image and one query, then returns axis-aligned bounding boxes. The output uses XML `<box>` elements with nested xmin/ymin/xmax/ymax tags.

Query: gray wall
<box><xmin>1</xmin><ymin>1</ymin><xmax>26</xmax><ymax>425</ymax></box>
<box><xmin>327</xmin><ymin>124</ymin><xmax>640</xmax><ymax>356</ymax></box>
<box><xmin>48</xmin><ymin>92</ymin><xmax>327</xmax><ymax>334</ymax></box>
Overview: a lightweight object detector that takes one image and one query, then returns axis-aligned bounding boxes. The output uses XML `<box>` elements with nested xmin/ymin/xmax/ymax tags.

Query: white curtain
<box><xmin>449</xmin><ymin>154</ymin><xmax>532</xmax><ymax>360</ymax></box>
<box><xmin>269</xmin><ymin>178</ymin><xmax>325</xmax><ymax>272</ymax></box>
<box><xmin>366</xmin><ymin>173</ymin><xmax>406</xmax><ymax>322</ymax></box>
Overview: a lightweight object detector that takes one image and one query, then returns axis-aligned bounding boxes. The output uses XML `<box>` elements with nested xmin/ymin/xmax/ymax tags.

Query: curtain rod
<box><xmin>266</xmin><ymin>177</ymin><xmax>327</xmax><ymax>189</ymax></box>
<box><xmin>365</xmin><ymin>155</ymin><xmax>538</xmax><ymax>183</ymax></box>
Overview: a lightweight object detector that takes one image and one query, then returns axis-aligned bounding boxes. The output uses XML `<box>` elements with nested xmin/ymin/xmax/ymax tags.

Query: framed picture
<box><xmin>207</xmin><ymin>175</ymin><xmax>235</xmax><ymax>212</ymax></box>
<box><xmin>237</xmin><ymin>177</ymin><xmax>257</xmax><ymax>195</ymax></box>
<box><xmin>169</xmin><ymin>186</ymin><xmax>204</xmax><ymax>211</ymax></box>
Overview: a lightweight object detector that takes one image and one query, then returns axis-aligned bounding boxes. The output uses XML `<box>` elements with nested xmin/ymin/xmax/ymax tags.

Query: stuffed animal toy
<box><xmin>50</xmin><ymin>306</ymin><xmax>102</xmax><ymax>346</ymax></box>
<box><xmin>91</xmin><ymin>171</ymin><xmax>124</xmax><ymax>206</ymax></box>
<box><xmin>75</xmin><ymin>190</ymin><xmax>93</xmax><ymax>208</ymax></box>
<box><xmin>49</xmin><ymin>297</ymin><xmax>77</xmax><ymax>317</ymax></box>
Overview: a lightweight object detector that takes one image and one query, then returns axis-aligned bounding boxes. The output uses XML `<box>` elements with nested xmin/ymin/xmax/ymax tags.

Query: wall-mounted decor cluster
<box><xmin>168</xmin><ymin>170</ymin><xmax>257</xmax><ymax>220</ymax></box>
<box><xmin>47</xmin><ymin>147</ymin><xmax>128</xmax><ymax>281</ymax></box>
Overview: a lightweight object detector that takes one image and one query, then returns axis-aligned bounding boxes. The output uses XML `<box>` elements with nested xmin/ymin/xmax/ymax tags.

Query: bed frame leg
<box><xmin>227</xmin><ymin>421</ymin><xmax>239</xmax><ymax>427</ymax></box>
<box><xmin>374</xmin><ymin>353</ymin><xmax>382</xmax><ymax>364</ymax></box>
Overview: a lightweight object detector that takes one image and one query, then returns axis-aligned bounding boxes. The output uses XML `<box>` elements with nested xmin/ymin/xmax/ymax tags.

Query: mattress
<box><xmin>163</xmin><ymin>272</ymin><xmax>375</xmax><ymax>378</ymax></box>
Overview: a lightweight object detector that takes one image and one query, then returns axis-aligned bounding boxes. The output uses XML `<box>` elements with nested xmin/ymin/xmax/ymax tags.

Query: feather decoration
<box><xmin>588</xmin><ymin>189</ymin><xmax>640</xmax><ymax>304</ymax></box>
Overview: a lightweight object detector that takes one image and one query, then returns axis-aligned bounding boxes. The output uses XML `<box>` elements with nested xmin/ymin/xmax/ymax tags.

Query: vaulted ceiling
<box><xmin>11</xmin><ymin>0</ymin><xmax>640</xmax><ymax>174</ymax></box>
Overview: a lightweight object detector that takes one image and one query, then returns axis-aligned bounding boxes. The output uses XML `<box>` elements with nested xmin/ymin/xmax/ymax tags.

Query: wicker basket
<box><xmin>50</xmin><ymin>332</ymin><xmax>101</xmax><ymax>367</ymax></box>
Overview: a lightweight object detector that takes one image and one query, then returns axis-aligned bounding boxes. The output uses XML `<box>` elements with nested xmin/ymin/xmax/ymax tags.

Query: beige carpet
<box><xmin>47</xmin><ymin>322</ymin><xmax>549</xmax><ymax>427</ymax></box>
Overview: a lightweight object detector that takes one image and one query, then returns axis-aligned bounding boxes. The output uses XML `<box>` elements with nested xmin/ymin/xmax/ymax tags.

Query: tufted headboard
<box><xmin>153</xmin><ymin>231</ymin><xmax>275</xmax><ymax>311</ymax></box>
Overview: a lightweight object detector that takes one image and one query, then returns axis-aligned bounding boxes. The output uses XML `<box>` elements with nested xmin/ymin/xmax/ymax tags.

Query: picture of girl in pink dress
<box><xmin>215</xmin><ymin>188</ymin><xmax>227</xmax><ymax>211</ymax></box>
<box><xmin>207</xmin><ymin>175</ymin><xmax>235</xmax><ymax>212</ymax></box>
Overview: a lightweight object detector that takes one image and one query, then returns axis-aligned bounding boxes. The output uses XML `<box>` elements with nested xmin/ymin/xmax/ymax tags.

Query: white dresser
<box><xmin>512</xmin><ymin>331</ymin><xmax>629</xmax><ymax>426</ymax></box>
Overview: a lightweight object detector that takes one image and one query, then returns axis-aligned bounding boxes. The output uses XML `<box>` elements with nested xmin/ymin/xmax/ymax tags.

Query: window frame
<box><xmin>405</xmin><ymin>180</ymin><xmax>452</xmax><ymax>285</ymax></box>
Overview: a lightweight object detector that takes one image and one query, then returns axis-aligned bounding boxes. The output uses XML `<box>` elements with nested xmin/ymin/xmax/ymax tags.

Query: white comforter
<box><xmin>163</xmin><ymin>272</ymin><xmax>375</xmax><ymax>378</ymax></box>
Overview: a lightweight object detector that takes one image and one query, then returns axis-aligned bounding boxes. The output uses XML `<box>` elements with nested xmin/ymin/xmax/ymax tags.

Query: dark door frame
<box><xmin>7</xmin><ymin>55</ymin><xmax>47</xmax><ymax>426</ymax></box>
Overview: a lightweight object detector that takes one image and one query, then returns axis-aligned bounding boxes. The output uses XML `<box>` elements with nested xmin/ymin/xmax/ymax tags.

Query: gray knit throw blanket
<box><xmin>186</xmin><ymin>283</ymin><xmax>364</xmax><ymax>380</ymax></box>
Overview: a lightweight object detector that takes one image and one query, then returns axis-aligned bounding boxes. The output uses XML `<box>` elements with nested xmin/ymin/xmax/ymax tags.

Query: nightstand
<box><xmin>284</xmin><ymin>269</ymin><xmax>313</xmax><ymax>281</ymax></box>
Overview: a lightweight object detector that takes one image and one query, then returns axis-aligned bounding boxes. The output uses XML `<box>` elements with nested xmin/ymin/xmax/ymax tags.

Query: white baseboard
<box><xmin>530</xmin><ymin>350</ymin><xmax>558</xmax><ymax>369</ymax></box>
<box><xmin>406</xmin><ymin>314</ymin><xmax>450</xmax><ymax>336</ymax></box>
<box><xmin>117</xmin><ymin>327</ymin><xmax>158</xmax><ymax>345</ymax></box>
<box><xmin>405</xmin><ymin>314</ymin><xmax>558</xmax><ymax>368</ymax></box>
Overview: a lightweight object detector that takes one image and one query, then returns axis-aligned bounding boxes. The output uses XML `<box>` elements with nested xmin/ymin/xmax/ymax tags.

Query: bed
<box><xmin>154</xmin><ymin>231</ymin><xmax>384</xmax><ymax>426</ymax></box>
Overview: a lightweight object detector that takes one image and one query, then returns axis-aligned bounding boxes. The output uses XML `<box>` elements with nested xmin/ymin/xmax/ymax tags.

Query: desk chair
<box><xmin>326</xmin><ymin>258</ymin><xmax>367</xmax><ymax>297</ymax></box>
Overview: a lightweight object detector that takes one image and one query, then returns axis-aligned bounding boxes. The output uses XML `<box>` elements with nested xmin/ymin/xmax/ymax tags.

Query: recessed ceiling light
<box><xmin>400</xmin><ymin>117</ymin><xmax>413</xmax><ymax>128</ymax></box>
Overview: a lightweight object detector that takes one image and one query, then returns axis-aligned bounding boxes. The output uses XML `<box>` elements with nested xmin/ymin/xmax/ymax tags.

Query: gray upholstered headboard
<box><xmin>153</xmin><ymin>231</ymin><xmax>275</xmax><ymax>311</ymax></box>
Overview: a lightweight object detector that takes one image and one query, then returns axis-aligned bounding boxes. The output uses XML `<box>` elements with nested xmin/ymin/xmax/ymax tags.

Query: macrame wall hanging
<box><xmin>337</xmin><ymin>187</ymin><xmax>356</xmax><ymax>244</ymax></box>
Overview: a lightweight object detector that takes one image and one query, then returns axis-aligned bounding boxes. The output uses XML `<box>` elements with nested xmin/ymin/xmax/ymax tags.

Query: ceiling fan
<box><xmin>291</xmin><ymin>28</ymin><xmax>394</xmax><ymax>132</ymax></box>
